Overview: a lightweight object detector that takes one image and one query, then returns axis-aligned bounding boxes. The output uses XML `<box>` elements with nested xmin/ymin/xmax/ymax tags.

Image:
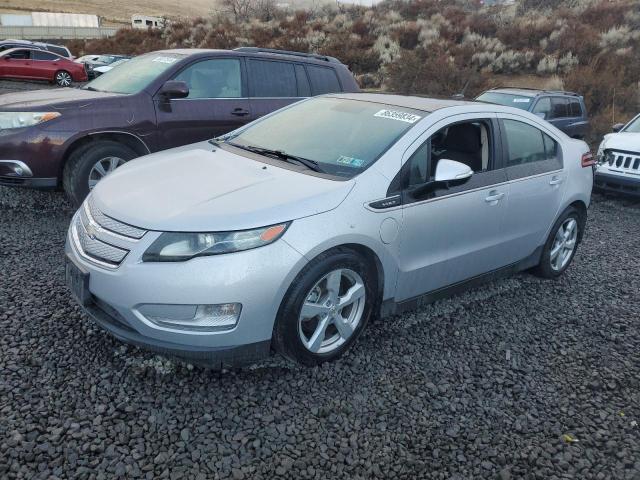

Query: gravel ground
<box><xmin>1</xmin><ymin>187</ymin><xmax>639</xmax><ymax>480</ymax></box>
<box><xmin>0</xmin><ymin>80</ymin><xmax>56</xmax><ymax>95</ymax></box>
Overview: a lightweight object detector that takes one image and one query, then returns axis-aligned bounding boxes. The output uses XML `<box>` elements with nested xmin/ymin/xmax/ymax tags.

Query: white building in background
<box><xmin>131</xmin><ymin>15</ymin><xmax>166</xmax><ymax>29</ymax></box>
<box><xmin>0</xmin><ymin>12</ymin><xmax>99</xmax><ymax>27</ymax></box>
<box><xmin>336</xmin><ymin>0</ymin><xmax>384</xmax><ymax>6</ymax></box>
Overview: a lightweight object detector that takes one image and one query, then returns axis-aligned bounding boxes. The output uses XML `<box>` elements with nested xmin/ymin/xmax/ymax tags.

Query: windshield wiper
<box><xmin>227</xmin><ymin>143</ymin><xmax>323</xmax><ymax>173</ymax></box>
<box><xmin>84</xmin><ymin>86</ymin><xmax>101</xmax><ymax>92</ymax></box>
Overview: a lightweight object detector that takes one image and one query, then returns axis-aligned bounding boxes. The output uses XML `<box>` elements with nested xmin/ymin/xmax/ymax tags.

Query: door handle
<box><xmin>549</xmin><ymin>176</ymin><xmax>563</xmax><ymax>186</ymax></box>
<box><xmin>231</xmin><ymin>108</ymin><xmax>249</xmax><ymax>116</ymax></box>
<box><xmin>485</xmin><ymin>191</ymin><xmax>504</xmax><ymax>204</ymax></box>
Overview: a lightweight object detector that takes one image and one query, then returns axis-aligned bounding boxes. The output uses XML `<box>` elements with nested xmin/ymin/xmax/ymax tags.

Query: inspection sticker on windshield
<box><xmin>337</xmin><ymin>155</ymin><xmax>365</xmax><ymax>167</ymax></box>
<box><xmin>152</xmin><ymin>56</ymin><xmax>177</xmax><ymax>64</ymax></box>
<box><xmin>513</xmin><ymin>98</ymin><xmax>531</xmax><ymax>103</ymax></box>
<box><xmin>374</xmin><ymin>109</ymin><xmax>421</xmax><ymax>124</ymax></box>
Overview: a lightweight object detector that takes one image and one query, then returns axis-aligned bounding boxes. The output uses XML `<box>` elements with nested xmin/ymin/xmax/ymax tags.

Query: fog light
<box><xmin>138</xmin><ymin>303</ymin><xmax>241</xmax><ymax>331</ymax></box>
<box><xmin>13</xmin><ymin>166</ymin><xmax>24</xmax><ymax>176</ymax></box>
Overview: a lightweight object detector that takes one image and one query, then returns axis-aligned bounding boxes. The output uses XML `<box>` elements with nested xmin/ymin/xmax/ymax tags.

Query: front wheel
<box><xmin>55</xmin><ymin>70</ymin><xmax>73</xmax><ymax>87</ymax></box>
<box><xmin>534</xmin><ymin>207</ymin><xmax>582</xmax><ymax>278</ymax></box>
<box><xmin>273</xmin><ymin>249</ymin><xmax>377</xmax><ymax>366</ymax></box>
<box><xmin>63</xmin><ymin>140</ymin><xmax>138</xmax><ymax>206</ymax></box>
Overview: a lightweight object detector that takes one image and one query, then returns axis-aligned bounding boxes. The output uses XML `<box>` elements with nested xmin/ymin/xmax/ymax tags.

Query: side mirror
<box><xmin>159</xmin><ymin>80</ymin><xmax>189</xmax><ymax>99</ymax></box>
<box><xmin>434</xmin><ymin>159</ymin><xmax>473</xmax><ymax>183</ymax></box>
<box><xmin>612</xmin><ymin>123</ymin><xmax>624</xmax><ymax>133</ymax></box>
<box><xmin>535</xmin><ymin>112</ymin><xmax>547</xmax><ymax>120</ymax></box>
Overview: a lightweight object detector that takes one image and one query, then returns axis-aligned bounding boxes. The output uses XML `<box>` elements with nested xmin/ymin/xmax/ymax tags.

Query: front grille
<box><xmin>74</xmin><ymin>215</ymin><xmax>128</xmax><ymax>266</ymax></box>
<box><xmin>605</xmin><ymin>150</ymin><xmax>640</xmax><ymax>175</ymax></box>
<box><xmin>86</xmin><ymin>196</ymin><xmax>147</xmax><ymax>239</ymax></box>
<box><xmin>72</xmin><ymin>196</ymin><xmax>148</xmax><ymax>268</ymax></box>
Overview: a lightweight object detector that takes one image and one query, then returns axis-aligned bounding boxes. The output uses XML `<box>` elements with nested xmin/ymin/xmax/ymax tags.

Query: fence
<box><xmin>0</xmin><ymin>25</ymin><xmax>119</xmax><ymax>40</ymax></box>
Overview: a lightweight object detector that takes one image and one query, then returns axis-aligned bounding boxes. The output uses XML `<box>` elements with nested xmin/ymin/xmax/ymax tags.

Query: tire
<box><xmin>54</xmin><ymin>70</ymin><xmax>72</xmax><ymax>87</ymax></box>
<box><xmin>533</xmin><ymin>206</ymin><xmax>582</xmax><ymax>279</ymax></box>
<box><xmin>63</xmin><ymin>140</ymin><xmax>138</xmax><ymax>206</ymax></box>
<box><xmin>273</xmin><ymin>248</ymin><xmax>377</xmax><ymax>366</ymax></box>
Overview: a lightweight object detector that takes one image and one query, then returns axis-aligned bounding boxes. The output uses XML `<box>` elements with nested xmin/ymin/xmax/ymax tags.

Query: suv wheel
<box><xmin>63</xmin><ymin>140</ymin><xmax>138</xmax><ymax>206</ymax></box>
<box><xmin>55</xmin><ymin>70</ymin><xmax>72</xmax><ymax>87</ymax></box>
<box><xmin>273</xmin><ymin>248</ymin><xmax>376</xmax><ymax>366</ymax></box>
<box><xmin>534</xmin><ymin>206</ymin><xmax>581</xmax><ymax>278</ymax></box>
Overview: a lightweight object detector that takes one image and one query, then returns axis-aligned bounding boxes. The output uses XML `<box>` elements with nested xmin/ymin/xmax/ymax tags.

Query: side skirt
<box><xmin>380</xmin><ymin>245</ymin><xmax>543</xmax><ymax>318</ymax></box>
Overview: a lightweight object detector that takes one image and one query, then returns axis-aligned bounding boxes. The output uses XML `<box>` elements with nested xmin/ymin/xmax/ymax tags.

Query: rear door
<box><xmin>32</xmin><ymin>50</ymin><xmax>60</xmax><ymax>81</ymax></box>
<box><xmin>498</xmin><ymin>115</ymin><xmax>566</xmax><ymax>264</ymax></box>
<box><xmin>246</xmin><ymin>58</ymin><xmax>307</xmax><ymax>121</ymax></box>
<box><xmin>154</xmin><ymin>57</ymin><xmax>251</xmax><ymax>149</ymax></box>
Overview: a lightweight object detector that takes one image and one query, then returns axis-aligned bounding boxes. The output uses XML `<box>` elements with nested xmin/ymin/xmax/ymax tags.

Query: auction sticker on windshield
<box><xmin>374</xmin><ymin>110</ymin><xmax>421</xmax><ymax>124</ymax></box>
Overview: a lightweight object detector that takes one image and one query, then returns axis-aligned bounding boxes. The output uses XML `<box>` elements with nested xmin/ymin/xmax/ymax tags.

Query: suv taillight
<box><xmin>581</xmin><ymin>152</ymin><xmax>595</xmax><ymax>167</ymax></box>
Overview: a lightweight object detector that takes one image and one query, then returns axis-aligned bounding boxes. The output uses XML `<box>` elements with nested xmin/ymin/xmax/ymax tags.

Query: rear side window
<box><xmin>551</xmin><ymin>98</ymin><xmax>569</xmax><ymax>118</ymax></box>
<box><xmin>503</xmin><ymin>120</ymin><xmax>558</xmax><ymax>166</ymax></box>
<box><xmin>248</xmin><ymin>59</ymin><xmax>297</xmax><ymax>97</ymax></box>
<box><xmin>295</xmin><ymin>64</ymin><xmax>311</xmax><ymax>97</ymax></box>
<box><xmin>33</xmin><ymin>51</ymin><xmax>59</xmax><ymax>61</ymax></box>
<box><xmin>307</xmin><ymin>65</ymin><xmax>341</xmax><ymax>95</ymax></box>
<box><xmin>569</xmin><ymin>100</ymin><xmax>582</xmax><ymax>117</ymax></box>
<box><xmin>174</xmin><ymin>58</ymin><xmax>242</xmax><ymax>99</ymax></box>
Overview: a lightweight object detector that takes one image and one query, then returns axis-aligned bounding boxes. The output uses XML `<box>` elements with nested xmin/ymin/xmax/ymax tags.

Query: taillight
<box><xmin>581</xmin><ymin>152</ymin><xmax>595</xmax><ymax>167</ymax></box>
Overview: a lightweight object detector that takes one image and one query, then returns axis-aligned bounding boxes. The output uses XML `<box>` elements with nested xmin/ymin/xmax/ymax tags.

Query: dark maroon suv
<box><xmin>0</xmin><ymin>47</ymin><xmax>359</xmax><ymax>205</ymax></box>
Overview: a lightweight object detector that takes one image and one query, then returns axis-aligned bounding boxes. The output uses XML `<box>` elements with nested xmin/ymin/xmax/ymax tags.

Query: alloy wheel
<box><xmin>88</xmin><ymin>156</ymin><xmax>126</xmax><ymax>189</ymax></box>
<box><xmin>56</xmin><ymin>71</ymin><xmax>72</xmax><ymax>87</ymax></box>
<box><xmin>550</xmin><ymin>217</ymin><xmax>578</xmax><ymax>271</ymax></box>
<box><xmin>298</xmin><ymin>268</ymin><xmax>366</xmax><ymax>354</ymax></box>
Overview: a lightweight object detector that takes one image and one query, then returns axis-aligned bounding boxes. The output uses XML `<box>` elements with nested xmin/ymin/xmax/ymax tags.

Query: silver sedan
<box><xmin>65</xmin><ymin>93</ymin><xmax>594</xmax><ymax>367</ymax></box>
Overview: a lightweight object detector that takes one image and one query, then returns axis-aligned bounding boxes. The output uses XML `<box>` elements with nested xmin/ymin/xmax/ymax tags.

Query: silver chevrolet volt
<box><xmin>65</xmin><ymin>93</ymin><xmax>594</xmax><ymax>367</ymax></box>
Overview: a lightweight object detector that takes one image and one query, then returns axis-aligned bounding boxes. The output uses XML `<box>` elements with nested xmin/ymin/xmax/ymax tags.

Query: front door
<box><xmin>497</xmin><ymin>116</ymin><xmax>566</xmax><ymax>264</ymax></box>
<box><xmin>0</xmin><ymin>49</ymin><xmax>32</xmax><ymax>79</ymax></box>
<box><xmin>154</xmin><ymin>57</ymin><xmax>251</xmax><ymax>150</ymax></box>
<box><xmin>394</xmin><ymin>114</ymin><xmax>510</xmax><ymax>302</ymax></box>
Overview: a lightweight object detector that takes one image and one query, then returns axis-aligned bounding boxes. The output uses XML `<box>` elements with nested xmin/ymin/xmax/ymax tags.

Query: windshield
<box><xmin>84</xmin><ymin>53</ymin><xmax>185</xmax><ymax>94</ymax></box>
<box><xmin>622</xmin><ymin>115</ymin><xmax>640</xmax><ymax>133</ymax></box>
<box><xmin>225</xmin><ymin>97</ymin><xmax>424</xmax><ymax>178</ymax></box>
<box><xmin>475</xmin><ymin>92</ymin><xmax>533</xmax><ymax>111</ymax></box>
<box><xmin>96</xmin><ymin>55</ymin><xmax>119</xmax><ymax>64</ymax></box>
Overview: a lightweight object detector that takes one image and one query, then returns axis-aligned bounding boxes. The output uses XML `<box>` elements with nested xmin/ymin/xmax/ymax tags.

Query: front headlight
<box><xmin>142</xmin><ymin>223</ymin><xmax>290</xmax><ymax>262</ymax></box>
<box><xmin>0</xmin><ymin>112</ymin><xmax>61</xmax><ymax>130</ymax></box>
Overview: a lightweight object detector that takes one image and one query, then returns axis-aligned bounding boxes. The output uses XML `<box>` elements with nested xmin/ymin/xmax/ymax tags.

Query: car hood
<box><xmin>92</xmin><ymin>142</ymin><xmax>355</xmax><ymax>232</ymax></box>
<box><xmin>600</xmin><ymin>132</ymin><xmax>640</xmax><ymax>153</ymax></box>
<box><xmin>0</xmin><ymin>88</ymin><xmax>119</xmax><ymax>110</ymax></box>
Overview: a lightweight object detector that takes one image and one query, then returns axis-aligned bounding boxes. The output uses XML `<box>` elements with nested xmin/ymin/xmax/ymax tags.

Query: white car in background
<box><xmin>92</xmin><ymin>58</ymin><xmax>131</xmax><ymax>77</ymax></box>
<box><xmin>595</xmin><ymin>114</ymin><xmax>640</xmax><ymax>197</ymax></box>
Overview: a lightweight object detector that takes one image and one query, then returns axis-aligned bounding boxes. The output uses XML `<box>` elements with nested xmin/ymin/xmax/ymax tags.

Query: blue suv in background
<box><xmin>476</xmin><ymin>87</ymin><xmax>589</xmax><ymax>139</ymax></box>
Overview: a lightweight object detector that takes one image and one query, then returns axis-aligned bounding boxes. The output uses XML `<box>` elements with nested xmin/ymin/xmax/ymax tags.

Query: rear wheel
<box><xmin>55</xmin><ymin>70</ymin><xmax>72</xmax><ymax>87</ymax></box>
<box><xmin>534</xmin><ymin>206</ymin><xmax>581</xmax><ymax>278</ymax></box>
<box><xmin>63</xmin><ymin>140</ymin><xmax>138</xmax><ymax>206</ymax></box>
<box><xmin>273</xmin><ymin>249</ymin><xmax>376</xmax><ymax>366</ymax></box>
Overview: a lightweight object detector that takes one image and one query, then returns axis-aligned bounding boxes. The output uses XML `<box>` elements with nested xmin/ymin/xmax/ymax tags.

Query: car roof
<box><xmin>486</xmin><ymin>87</ymin><xmax>581</xmax><ymax>98</ymax></box>
<box><xmin>153</xmin><ymin>48</ymin><xmax>344</xmax><ymax>66</ymax></box>
<box><xmin>328</xmin><ymin>92</ymin><xmax>478</xmax><ymax>113</ymax></box>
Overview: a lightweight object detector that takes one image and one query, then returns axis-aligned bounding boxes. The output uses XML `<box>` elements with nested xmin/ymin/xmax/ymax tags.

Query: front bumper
<box><xmin>0</xmin><ymin>160</ymin><xmax>57</xmax><ymax>189</ymax></box>
<box><xmin>64</xmin><ymin>213</ymin><xmax>305</xmax><ymax>366</ymax></box>
<box><xmin>594</xmin><ymin>170</ymin><xmax>640</xmax><ymax>197</ymax></box>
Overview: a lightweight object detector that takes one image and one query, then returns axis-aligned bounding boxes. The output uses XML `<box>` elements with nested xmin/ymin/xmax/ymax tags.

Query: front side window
<box><xmin>475</xmin><ymin>92</ymin><xmax>533</xmax><ymax>111</ymax></box>
<box><xmin>405</xmin><ymin>120</ymin><xmax>494</xmax><ymax>187</ymax></box>
<box><xmin>248</xmin><ymin>59</ymin><xmax>296</xmax><ymax>97</ymax></box>
<box><xmin>225</xmin><ymin>97</ymin><xmax>423</xmax><ymax>178</ymax></box>
<box><xmin>85</xmin><ymin>52</ymin><xmax>186</xmax><ymax>94</ymax></box>
<box><xmin>6</xmin><ymin>49</ymin><xmax>31</xmax><ymax>60</ymax></box>
<box><xmin>174</xmin><ymin>59</ymin><xmax>242</xmax><ymax>99</ymax></box>
<box><xmin>307</xmin><ymin>65</ymin><xmax>341</xmax><ymax>95</ymax></box>
<box><xmin>532</xmin><ymin>97</ymin><xmax>552</xmax><ymax>118</ymax></box>
<box><xmin>503</xmin><ymin>119</ymin><xmax>558</xmax><ymax>167</ymax></box>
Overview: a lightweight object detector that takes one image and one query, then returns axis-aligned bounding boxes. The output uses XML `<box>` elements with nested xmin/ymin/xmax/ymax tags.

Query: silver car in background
<box><xmin>65</xmin><ymin>94</ymin><xmax>594</xmax><ymax>367</ymax></box>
